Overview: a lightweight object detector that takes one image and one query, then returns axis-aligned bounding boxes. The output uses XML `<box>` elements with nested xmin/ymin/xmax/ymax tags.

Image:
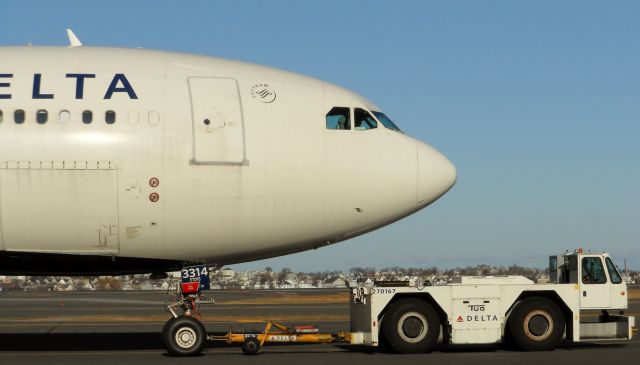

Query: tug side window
<box><xmin>354</xmin><ymin>108</ymin><xmax>377</xmax><ymax>131</ymax></box>
<box><xmin>605</xmin><ymin>257</ymin><xmax>622</xmax><ymax>284</ymax></box>
<box><xmin>326</xmin><ymin>107</ymin><xmax>351</xmax><ymax>130</ymax></box>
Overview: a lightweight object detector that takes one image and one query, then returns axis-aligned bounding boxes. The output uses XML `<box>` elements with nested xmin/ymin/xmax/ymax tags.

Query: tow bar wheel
<box><xmin>381</xmin><ymin>298</ymin><xmax>440</xmax><ymax>353</ymax></box>
<box><xmin>508</xmin><ymin>297</ymin><xmax>565</xmax><ymax>351</ymax></box>
<box><xmin>162</xmin><ymin>316</ymin><xmax>207</xmax><ymax>356</ymax></box>
<box><xmin>241</xmin><ymin>337</ymin><xmax>261</xmax><ymax>355</ymax></box>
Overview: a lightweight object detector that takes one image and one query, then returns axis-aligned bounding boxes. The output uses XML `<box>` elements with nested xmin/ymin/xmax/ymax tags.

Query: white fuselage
<box><xmin>0</xmin><ymin>47</ymin><xmax>456</xmax><ymax>274</ymax></box>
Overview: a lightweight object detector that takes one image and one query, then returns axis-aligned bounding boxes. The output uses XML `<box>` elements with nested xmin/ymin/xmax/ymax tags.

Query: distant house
<box><xmin>285</xmin><ymin>273</ymin><xmax>298</xmax><ymax>282</ymax></box>
<box><xmin>220</xmin><ymin>268</ymin><xmax>235</xmax><ymax>281</ymax></box>
<box><xmin>298</xmin><ymin>281</ymin><xmax>314</xmax><ymax>289</ymax></box>
<box><xmin>325</xmin><ymin>277</ymin><xmax>347</xmax><ymax>288</ymax></box>
<box><xmin>536</xmin><ymin>274</ymin><xmax>550</xmax><ymax>284</ymax></box>
<box><xmin>277</xmin><ymin>281</ymin><xmax>296</xmax><ymax>289</ymax></box>
<box><xmin>252</xmin><ymin>282</ymin><xmax>270</xmax><ymax>289</ymax></box>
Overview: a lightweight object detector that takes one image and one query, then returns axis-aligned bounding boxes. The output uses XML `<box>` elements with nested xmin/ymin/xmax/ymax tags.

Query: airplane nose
<box><xmin>417</xmin><ymin>142</ymin><xmax>457</xmax><ymax>204</ymax></box>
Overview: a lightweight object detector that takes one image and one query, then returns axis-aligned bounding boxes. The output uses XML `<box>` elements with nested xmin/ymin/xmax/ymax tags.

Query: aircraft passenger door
<box><xmin>188</xmin><ymin>77</ymin><xmax>246</xmax><ymax>164</ymax></box>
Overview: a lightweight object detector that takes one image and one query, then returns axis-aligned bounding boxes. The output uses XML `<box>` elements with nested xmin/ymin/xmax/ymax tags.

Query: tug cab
<box><xmin>549</xmin><ymin>249</ymin><xmax>627</xmax><ymax>309</ymax></box>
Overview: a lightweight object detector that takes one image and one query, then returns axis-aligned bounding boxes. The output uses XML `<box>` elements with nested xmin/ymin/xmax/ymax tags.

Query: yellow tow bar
<box><xmin>208</xmin><ymin>321</ymin><xmax>351</xmax><ymax>355</ymax></box>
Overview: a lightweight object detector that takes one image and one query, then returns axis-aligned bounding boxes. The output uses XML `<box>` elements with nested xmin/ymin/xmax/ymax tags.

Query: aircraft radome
<box><xmin>0</xmin><ymin>30</ymin><xmax>456</xmax><ymax>276</ymax></box>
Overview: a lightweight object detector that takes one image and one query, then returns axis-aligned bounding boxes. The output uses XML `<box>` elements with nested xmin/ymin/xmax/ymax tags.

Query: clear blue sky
<box><xmin>1</xmin><ymin>1</ymin><xmax>638</xmax><ymax>271</ymax></box>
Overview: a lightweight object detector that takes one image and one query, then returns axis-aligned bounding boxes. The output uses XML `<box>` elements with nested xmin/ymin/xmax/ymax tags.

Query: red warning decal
<box><xmin>456</xmin><ymin>315</ymin><xmax>464</xmax><ymax>322</ymax></box>
<box><xmin>149</xmin><ymin>192</ymin><xmax>160</xmax><ymax>202</ymax></box>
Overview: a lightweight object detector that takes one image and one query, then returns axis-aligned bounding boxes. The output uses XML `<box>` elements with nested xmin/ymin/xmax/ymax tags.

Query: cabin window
<box><xmin>59</xmin><ymin>110</ymin><xmax>71</xmax><ymax>124</ymax></box>
<box><xmin>354</xmin><ymin>108</ymin><xmax>377</xmax><ymax>131</ymax></box>
<box><xmin>36</xmin><ymin>109</ymin><xmax>48</xmax><ymax>124</ymax></box>
<box><xmin>148</xmin><ymin>111</ymin><xmax>160</xmax><ymax>125</ymax></box>
<box><xmin>326</xmin><ymin>107</ymin><xmax>351</xmax><ymax>130</ymax></box>
<box><xmin>582</xmin><ymin>257</ymin><xmax>607</xmax><ymax>284</ymax></box>
<box><xmin>105</xmin><ymin>110</ymin><xmax>116</xmax><ymax>124</ymax></box>
<box><xmin>14</xmin><ymin>109</ymin><xmax>25</xmax><ymax>124</ymax></box>
<box><xmin>82</xmin><ymin>110</ymin><xmax>93</xmax><ymax>124</ymax></box>
<box><xmin>0</xmin><ymin>110</ymin><xmax>3</xmax><ymax>123</ymax></box>
<box><xmin>128</xmin><ymin>111</ymin><xmax>139</xmax><ymax>125</ymax></box>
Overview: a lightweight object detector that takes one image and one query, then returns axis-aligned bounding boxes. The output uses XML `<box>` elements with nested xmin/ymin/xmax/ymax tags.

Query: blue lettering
<box><xmin>104</xmin><ymin>73</ymin><xmax>138</xmax><ymax>99</ymax></box>
<box><xmin>66</xmin><ymin>73</ymin><xmax>95</xmax><ymax>99</ymax></box>
<box><xmin>32</xmin><ymin>74</ymin><xmax>54</xmax><ymax>99</ymax></box>
<box><xmin>0</xmin><ymin>74</ymin><xmax>12</xmax><ymax>99</ymax></box>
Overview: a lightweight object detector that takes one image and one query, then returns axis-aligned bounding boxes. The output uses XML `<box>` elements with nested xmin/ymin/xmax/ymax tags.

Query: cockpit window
<box><xmin>372</xmin><ymin>111</ymin><xmax>402</xmax><ymax>132</ymax></box>
<box><xmin>326</xmin><ymin>107</ymin><xmax>351</xmax><ymax>130</ymax></box>
<box><xmin>354</xmin><ymin>108</ymin><xmax>377</xmax><ymax>131</ymax></box>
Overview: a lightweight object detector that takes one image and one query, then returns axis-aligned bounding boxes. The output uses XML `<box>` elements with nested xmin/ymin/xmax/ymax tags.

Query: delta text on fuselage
<box><xmin>0</xmin><ymin>73</ymin><xmax>138</xmax><ymax>100</ymax></box>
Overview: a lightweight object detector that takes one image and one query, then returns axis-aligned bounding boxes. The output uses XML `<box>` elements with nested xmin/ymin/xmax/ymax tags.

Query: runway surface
<box><xmin>0</xmin><ymin>288</ymin><xmax>637</xmax><ymax>364</ymax></box>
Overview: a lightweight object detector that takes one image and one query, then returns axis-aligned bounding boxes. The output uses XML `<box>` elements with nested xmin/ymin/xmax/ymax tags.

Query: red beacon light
<box><xmin>575</xmin><ymin>248</ymin><xmax>584</xmax><ymax>254</ymax></box>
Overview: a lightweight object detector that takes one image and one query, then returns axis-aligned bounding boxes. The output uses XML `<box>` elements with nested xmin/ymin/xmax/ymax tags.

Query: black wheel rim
<box><xmin>402</xmin><ymin>316</ymin><xmax>424</xmax><ymax>338</ymax></box>
<box><xmin>528</xmin><ymin>314</ymin><xmax>549</xmax><ymax>336</ymax></box>
<box><xmin>523</xmin><ymin>309</ymin><xmax>553</xmax><ymax>341</ymax></box>
<box><xmin>396</xmin><ymin>311</ymin><xmax>428</xmax><ymax>343</ymax></box>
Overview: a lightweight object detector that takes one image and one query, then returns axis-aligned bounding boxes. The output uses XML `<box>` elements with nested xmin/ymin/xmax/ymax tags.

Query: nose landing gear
<box><xmin>163</xmin><ymin>264</ymin><xmax>216</xmax><ymax>356</ymax></box>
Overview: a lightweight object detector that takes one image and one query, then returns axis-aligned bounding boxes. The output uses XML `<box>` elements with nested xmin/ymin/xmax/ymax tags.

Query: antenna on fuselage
<box><xmin>66</xmin><ymin>29</ymin><xmax>83</xmax><ymax>47</ymax></box>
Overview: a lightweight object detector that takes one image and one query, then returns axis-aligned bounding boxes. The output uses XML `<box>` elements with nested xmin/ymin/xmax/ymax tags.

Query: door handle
<box><xmin>583</xmin><ymin>291</ymin><xmax>587</xmax><ymax>297</ymax></box>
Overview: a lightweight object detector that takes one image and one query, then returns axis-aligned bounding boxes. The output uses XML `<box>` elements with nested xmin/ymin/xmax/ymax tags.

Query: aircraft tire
<box><xmin>508</xmin><ymin>297</ymin><xmax>565</xmax><ymax>351</ymax></box>
<box><xmin>162</xmin><ymin>316</ymin><xmax>207</xmax><ymax>356</ymax></box>
<box><xmin>381</xmin><ymin>298</ymin><xmax>440</xmax><ymax>353</ymax></box>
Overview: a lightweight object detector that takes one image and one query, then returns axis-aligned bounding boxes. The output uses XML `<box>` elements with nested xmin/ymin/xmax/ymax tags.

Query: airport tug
<box><xmin>162</xmin><ymin>250</ymin><xmax>636</xmax><ymax>356</ymax></box>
